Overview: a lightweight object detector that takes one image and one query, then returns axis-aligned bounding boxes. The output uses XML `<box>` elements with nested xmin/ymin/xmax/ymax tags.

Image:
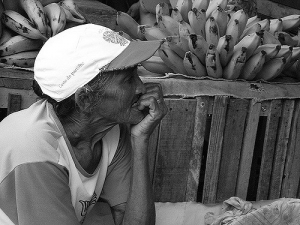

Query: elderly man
<box><xmin>0</xmin><ymin>23</ymin><xmax>167</xmax><ymax>224</ymax></box>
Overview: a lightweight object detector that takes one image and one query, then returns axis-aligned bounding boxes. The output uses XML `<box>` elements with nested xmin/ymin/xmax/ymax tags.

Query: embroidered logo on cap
<box><xmin>103</xmin><ymin>30</ymin><xmax>129</xmax><ymax>46</ymax></box>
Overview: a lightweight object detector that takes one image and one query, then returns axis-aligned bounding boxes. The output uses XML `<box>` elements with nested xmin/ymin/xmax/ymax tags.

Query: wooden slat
<box><xmin>7</xmin><ymin>94</ymin><xmax>22</xmax><ymax>115</ymax></box>
<box><xmin>185</xmin><ymin>97</ymin><xmax>210</xmax><ymax>202</ymax></box>
<box><xmin>281</xmin><ymin>100</ymin><xmax>300</xmax><ymax>198</ymax></box>
<box><xmin>153</xmin><ymin>99</ymin><xmax>197</xmax><ymax>202</ymax></box>
<box><xmin>236</xmin><ymin>100</ymin><xmax>261</xmax><ymax>199</ymax></box>
<box><xmin>256</xmin><ymin>99</ymin><xmax>282</xmax><ymax>200</ymax></box>
<box><xmin>257</xmin><ymin>0</ymin><xmax>300</xmax><ymax>18</ymax></box>
<box><xmin>202</xmin><ymin>96</ymin><xmax>228</xmax><ymax>204</ymax></box>
<box><xmin>269</xmin><ymin>100</ymin><xmax>295</xmax><ymax>199</ymax></box>
<box><xmin>216</xmin><ymin>98</ymin><xmax>249</xmax><ymax>202</ymax></box>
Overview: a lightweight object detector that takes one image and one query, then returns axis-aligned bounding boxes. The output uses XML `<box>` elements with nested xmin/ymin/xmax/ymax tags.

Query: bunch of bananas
<box><xmin>0</xmin><ymin>0</ymin><xmax>87</xmax><ymax>68</ymax></box>
<box><xmin>116</xmin><ymin>0</ymin><xmax>300</xmax><ymax>81</ymax></box>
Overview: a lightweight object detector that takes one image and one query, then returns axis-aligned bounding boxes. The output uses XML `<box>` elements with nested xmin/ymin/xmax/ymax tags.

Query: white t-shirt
<box><xmin>0</xmin><ymin>100</ymin><xmax>131</xmax><ymax>224</ymax></box>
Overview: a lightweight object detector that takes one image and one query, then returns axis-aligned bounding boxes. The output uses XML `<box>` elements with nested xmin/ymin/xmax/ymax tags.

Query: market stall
<box><xmin>1</xmin><ymin>0</ymin><xmax>300</xmax><ymax>207</ymax></box>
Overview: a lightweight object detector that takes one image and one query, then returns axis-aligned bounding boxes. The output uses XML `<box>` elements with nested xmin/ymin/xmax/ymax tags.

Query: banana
<box><xmin>183</xmin><ymin>51</ymin><xmax>207</xmax><ymax>77</ymax></box>
<box><xmin>157</xmin><ymin>15</ymin><xmax>180</xmax><ymax>36</ymax></box>
<box><xmin>59</xmin><ymin>0</ymin><xmax>86</xmax><ymax>22</ymax></box>
<box><xmin>205</xmin><ymin>43</ymin><xmax>223</xmax><ymax>78</ymax></box>
<box><xmin>276</xmin><ymin>31</ymin><xmax>298</xmax><ymax>47</ymax></box>
<box><xmin>115</xmin><ymin>11</ymin><xmax>139</xmax><ymax>39</ymax></box>
<box><xmin>227</xmin><ymin>9</ymin><xmax>248</xmax><ymax>37</ymax></box>
<box><xmin>269</xmin><ymin>18</ymin><xmax>283</xmax><ymax>35</ymax></box>
<box><xmin>240</xmin><ymin>50</ymin><xmax>266</xmax><ymax>80</ymax></box>
<box><xmin>211</xmin><ymin>6</ymin><xmax>228</xmax><ymax>37</ymax></box>
<box><xmin>276</xmin><ymin>45</ymin><xmax>293</xmax><ymax>59</ymax></box>
<box><xmin>205</xmin><ymin>16</ymin><xmax>220</xmax><ymax>46</ymax></box>
<box><xmin>206</xmin><ymin>0</ymin><xmax>228</xmax><ymax>19</ymax></box>
<box><xmin>280</xmin><ymin>14</ymin><xmax>300</xmax><ymax>31</ymax></box>
<box><xmin>255</xmin><ymin>57</ymin><xmax>286</xmax><ymax>81</ymax></box>
<box><xmin>59</xmin><ymin>3</ymin><xmax>85</xmax><ymax>24</ymax></box>
<box><xmin>261</xmin><ymin>30</ymin><xmax>281</xmax><ymax>45</ymax></box>
<box><xmin>44</xmin><ymin>3</ymin><xmax>67</xmax><ymax>36</ymax></box>
<box><xmin>138</xmin><ymin>25</ymin><xmax>169</xmax><ymax>41</ymax></box>
<box><xmin>245</xmin><ymin>15</ymin><xmax>261</xmax><ymax>29</ymax></box>
<box><xmin>257</xmin><ymin>18</ymin><xmax>270</xmax><ymax>31</ymax></box>
<box><xmin>0</xmin><ymin>50</ymin><xmax>39</xmax><ymax>68</ymax></box>
<box><xmin>141</xmin><ymin>55</ymin><xmax>174</xmax><ymax>75</ymax></box>
<box><xmin>188</xmin><ymin>33</ymin><xmax>209</xmax><ymax>64</ymax></box>
<box><xmin>2</xmin><ymin>10</ymin><xmax>48</xmax><ymax>41</ymax></box>
<box><xmin>176</xmin><ymin>0</ymin><xmax>193</xmax><ymax>23</ymax></box>
<box><xmin>117</xmin><ymin>30</ymin><xmax>133</xmax><ymax>41</ymax></box>
<box><xmin>171</xmin><ymin>8</ymin><xmax>184</xmax><ymax>22</ymax></box>
<box><xmin>179</xmin><ymin>20</ymin><xmax>194</xmax><ymax>38</ymax></box>
<box><xmin>192</xmin><ymin>0</ymin><xmax>210</xmax><ymax>11</ymax></box>
<box><xmin>284</xmin><ymin>46</ymin><xmax>300</xmax><ymax>69</ymax></box>
<box><xmin>0</xmin><ymin>35</ymin><xmax>43</xmax><ymax>57</ymax></box>
<box><xmin>223</xmin><ymin>46</ymin><xmax>247</xmax><ymax>80</ymax></box>
<box><xmin>165</xmin><ymin>35</ymin><xmax>189</xmax><ymax>58</ymax></box>
<box><xmin>226</xmin><ymin>18</ymin><xmax>240</xmax><ymax>45</ymax></box>
<box><xmin>156</xmin><ymin>2</ymin><xmax>171</xmax><ymax>22</ymax></box>
<box><xmin>216</xmin><ymin>34</ymin><xmax>234</xmax><ymax>67</ymax></box>
<box><xmin>253</xmin><ymin>44</ymin><xmax>281</xmax><ymax>61</ymax></box>
<box><xmin>19</xmin><ymin>0</ymin><xmax>47</xmax><ymax>37</ymax></box>
<box><xmin>188</xmin><ymin>8</ymin><xmax>206</xmax><ymax>37</ymax></box>
<box><xmin>234</xmin><ymin>31</ymin><xmax>262</xmax><ymax>61</ymax></box>
<box><xmin>158</xmin><ymin>42</ymin><xmax>188</xmax><ymax>74</ymax></box>
<box><xmin>239</xmin><ymin>22</ymin><xmax>261</xmax><ymax>41</ymax></box>
<box><xmin>0</xmin><ymin>27</ymin><xmax>16</xmax><ymax>45</ymax></box>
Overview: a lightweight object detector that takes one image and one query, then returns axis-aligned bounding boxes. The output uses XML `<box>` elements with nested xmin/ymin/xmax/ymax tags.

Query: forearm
<box><xmin>123</xmin><ymin>137</ymin><xmax>155</xmax><ymax>225</ymax></box>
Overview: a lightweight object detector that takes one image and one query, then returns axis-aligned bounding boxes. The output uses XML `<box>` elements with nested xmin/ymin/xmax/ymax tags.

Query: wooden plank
<box><xmin>7</xmin><ymin>94</ymin><xmax>22</xmax><ymax>115</ymax></box>
<box><xmin>257</xmin><ymin>0</ymin><xmax>300</xmax><ymax>19</ymax></box>
<box><xmin>268</xmin><ymin>0</ymin><xmax>300</xmax><ymax>11</ymax></box>
<box><xmin>269</xmin><ymin>100</ymin><xmax>294</xmax><ymax>199</ymax></box>
<box><xmin>256</xmin><ymin>99</ymin><xmax>282</xmax><ymax>200</ymax></box>
<box><xmin>185</xmin><ymin>97</ymin><xmax>210</xmax><ymax>202</ymax></box>
<box><xmin>153</xmin><ymin>99</ymin><xmax>197</xmax><ymax>202</ymax></box>
<box><xmin>0</xmin><ymin>88</ymin><xmax>37</xmax><ymax>109</ymax></box>
<box><xmin>216</xmin><ymin>98</ymin><xmax>249</xmax><ymax>202</ymax></box>
<box><xmin>281</xmin><ymin>100</ymin><xmax>300</xmax><ymax>198</ymax></box>
<box><xmin>202</xmin><ymin>96</ymin><xmax>228</xmax><ymax>204</ymax></box>
<box><xmin>236</xmin><ymin>100</ymin><xmax>261</xmax><ymax>199</ymax></box>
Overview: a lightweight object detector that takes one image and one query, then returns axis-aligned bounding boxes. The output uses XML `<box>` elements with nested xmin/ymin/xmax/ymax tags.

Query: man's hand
<box><xmin>131</xmin><ymin>82</ymin><xmax>168</xmax><ymax>140</ymax></box>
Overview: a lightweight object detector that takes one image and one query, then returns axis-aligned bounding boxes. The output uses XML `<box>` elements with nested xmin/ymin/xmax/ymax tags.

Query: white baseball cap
<box><xmin>34</xmin><ymin>24</ymin><xmax>162</xmax><ymax>102</ymax></box>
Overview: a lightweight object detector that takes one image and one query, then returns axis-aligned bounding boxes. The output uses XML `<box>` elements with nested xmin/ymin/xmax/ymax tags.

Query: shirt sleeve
<box><xmin>99</xmin><ymin>124</ymin><xmax>132</xmax><ymax>207</ymax></box>
<box><xmin>0</xmin><ymin>162</ymin><xmax>80</xmax><ymax>225</ymax></box>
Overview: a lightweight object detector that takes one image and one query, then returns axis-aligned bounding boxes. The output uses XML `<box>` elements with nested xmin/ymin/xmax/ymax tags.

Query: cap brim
<box><xmin>107</xmin><ymin>40</ymin><xmax>163</xmax><ymax>71</ymax></box>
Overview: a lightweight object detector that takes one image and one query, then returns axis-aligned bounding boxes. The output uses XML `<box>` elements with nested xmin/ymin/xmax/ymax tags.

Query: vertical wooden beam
<box><xmin>236</xmin><ymin>100</ymin><xmax>261</xmax><ymax>199</ymax></box>
<box><xmin>185</xmin><ymin>96</ymin><xmax>210</xmax><ymax>202</ymax></box>
<box><xmin>7</xmin><ymin>93</ymin><xmax>22</xmax><ymax>115</ymax></box>
<box><xmin>153</xmin><ymin>99</ymin><xmax>197</xmax><ymax>202</ymax></box>
<box><xmin>281</xmin><ymin>100</ymin><xmax>300</xmax><ymax>198</ymax></box>
<box><xmin>216</xmin><ymin>98</ymin><xmax>249</xmax><ymax>202</ymax></box>
<box><xmin>269</xmin><ymin>99</ymin><xmax>294</xmax><ymax>199</ymax></box>
<box><xmin>202</xmin><ymin>96</ymin><xmax>228</xmax><ymax>204</ymax></box>
<box><xmin>256</xmin><ymin>99</ymin><xmax>282</xmax><ymax>200</ymax></box>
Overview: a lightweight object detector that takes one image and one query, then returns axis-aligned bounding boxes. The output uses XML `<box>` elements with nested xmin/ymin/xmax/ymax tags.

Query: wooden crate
<box><xmin>145</xmin><ymin>77</ymin><xmax>300</xmax><ymax>204</ymax></box>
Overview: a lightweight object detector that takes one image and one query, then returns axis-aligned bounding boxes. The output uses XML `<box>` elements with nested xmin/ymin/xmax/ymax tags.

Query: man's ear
<box><xmin>74</xmin><ymin>87</ymin><xmax>93</xmax><ymax>112</ymax></box>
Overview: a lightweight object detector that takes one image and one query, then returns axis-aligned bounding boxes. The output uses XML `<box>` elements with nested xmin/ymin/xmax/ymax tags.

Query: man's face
<box><xmin>93</xmin><ymin>68</ymin><xmax>147</xmax><ymax>125</ymax></box>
